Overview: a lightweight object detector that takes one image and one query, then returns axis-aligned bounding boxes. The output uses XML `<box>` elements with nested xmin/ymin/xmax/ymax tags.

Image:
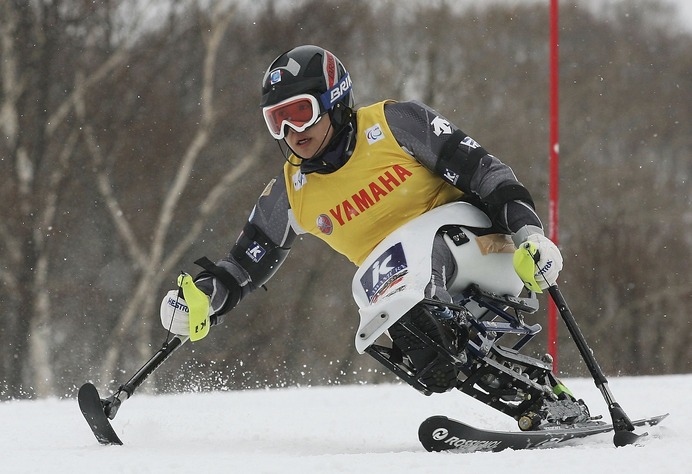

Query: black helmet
<box><xmin>261</xmin><ymin>45</ymin><xmax>353</xmax><ymax>138</ymax></box>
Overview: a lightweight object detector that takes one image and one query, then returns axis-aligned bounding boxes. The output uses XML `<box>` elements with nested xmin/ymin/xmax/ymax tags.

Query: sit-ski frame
<box><xmin>365</xmin><ymin>285</ymin><xmax>557</xmax><ymax>419</ymax></box>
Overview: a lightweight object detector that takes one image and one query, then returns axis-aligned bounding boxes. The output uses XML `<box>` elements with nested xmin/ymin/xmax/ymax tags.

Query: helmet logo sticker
<box><xmin>269</xmin><ymin>70</ymin><xmax>282</xmax><ymax>84</ymax></box>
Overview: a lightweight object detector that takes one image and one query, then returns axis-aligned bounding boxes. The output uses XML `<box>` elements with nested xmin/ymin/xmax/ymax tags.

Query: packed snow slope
<box><xmin>3</xmin><ymin>375</ymin><xmax>689</xmax><ymax>473</ymax></box>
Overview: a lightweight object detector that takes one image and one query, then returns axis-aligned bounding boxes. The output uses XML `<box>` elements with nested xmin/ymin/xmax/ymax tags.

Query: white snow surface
<box><xmin>3</xmin><ymin>375</ymin><xmax>689</xmax><ymax>473</ymax></box>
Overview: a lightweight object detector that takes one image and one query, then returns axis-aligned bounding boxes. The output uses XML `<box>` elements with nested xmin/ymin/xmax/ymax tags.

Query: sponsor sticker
<box><xmin>166</xmin><ymin>296</ymin><xmax>189</xmax><ymax>313</ymax></box>
<box><xmin>316</xmin><ymin>214</ymin><xmax>334</xmax><ymax>235</ymax></box>
<box><xmin>360</xmin><ymin>243</ymin><xmax>408</xmax><ymax>303</ymax></box>
<box><xmin>462</xmin><ymin>136</ymin><xmax>481</xmax><ymax>149</ymax></box>
<box><xmin>292</xmin><ymin>170</ymin><xmax>307</xmax><ymax>191</ymax></box>
<box><xmin>443</xmin><ymin>169</ymin><xmax>459</xmax><ymax>185</ymax></box>
<box><xmin>431</xmin><ymin>116</ymin><xmax>452</xmax><ymax>136</ymax></box>
<box><xmin>365</xmin><ymin>123</ymin><xmax>385</xmax><ymax>144</ymax></box>
<box><xmin>320</xmin><ymin>72</ymin><xmax>352</xmax><ymax>110</ymax></box>
<box><xmin>270</xmin><ymin>69</ymin><xmax>282</xmax><ymax>84</ymax></box>
<box><xmin>246</xmin><ymin>241</ymin><xmax>266</xmax><ymax>263</ymax></box>
<box><xmin>432</xmin><ymin>428</ymin><xmax>502</xmax><ymax>451</ymax></box>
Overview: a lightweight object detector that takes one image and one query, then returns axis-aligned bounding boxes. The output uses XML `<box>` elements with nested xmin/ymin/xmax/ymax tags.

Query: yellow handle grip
<box><xmin>177</xmin><ymin>273</ymin><xmax>211</xmax><ymax>341</ymax></box>
<box><xmin>513</xmin><ymin>241</ymin><xmax>542</xmax><ymax>293</ymax></box>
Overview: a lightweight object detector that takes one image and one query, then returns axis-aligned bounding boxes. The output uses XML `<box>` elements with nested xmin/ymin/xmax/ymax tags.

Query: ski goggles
<box><xmin>262</xmin><ymin>93</ymin><xmax>323</xmax><ymax>140</ymax></box>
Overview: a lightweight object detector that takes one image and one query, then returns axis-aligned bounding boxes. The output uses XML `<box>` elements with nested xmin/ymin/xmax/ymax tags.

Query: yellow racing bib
<box><xmin>284</xmin><ymin>101</ymin><xmax>464</xmax><ymax>265</ymax></box>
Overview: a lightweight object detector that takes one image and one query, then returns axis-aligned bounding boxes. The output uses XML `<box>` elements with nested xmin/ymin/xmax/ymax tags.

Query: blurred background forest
<box><xmin>1</xmin><ymin>0</ymin><xmax>690</xmax><ymax>400</ymax></box>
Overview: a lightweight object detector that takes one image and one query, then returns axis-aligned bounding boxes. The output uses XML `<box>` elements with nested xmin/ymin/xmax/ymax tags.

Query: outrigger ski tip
<box><xmin>78</xmin><ymin>383</ymin><xmax>123</xmax><ymax>446</ymax></box>
<box><xmin>78</xmin><ymin>334</ymin><xmax>188</xmax><ymax>445</ymax></box>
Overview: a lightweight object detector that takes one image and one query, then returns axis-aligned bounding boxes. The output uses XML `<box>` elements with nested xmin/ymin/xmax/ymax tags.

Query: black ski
<box><xmin>418</xmin><ymin>413</ymin><xmax>668</xmax><ymax>453</ymax></box>
<box><xmin>78</xmin><ymin>383</ymin><xmax>123</xmax><ymax>446</ymax></box>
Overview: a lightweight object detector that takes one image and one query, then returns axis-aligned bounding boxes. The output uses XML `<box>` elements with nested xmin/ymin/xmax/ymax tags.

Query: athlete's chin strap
<box><xmin>303</xmin><ymin>122</ymin><xmax>355</xmax><ymax>174</ymax></box>
<box><xmin>281</xmin><ymin>119</ymin><xmax>354</xmax><ymax>175</ymax></box>
<box><xmin>284</xmin><ymin>116</ymin><xmax>332</xmax><ymax>162</ymax></box>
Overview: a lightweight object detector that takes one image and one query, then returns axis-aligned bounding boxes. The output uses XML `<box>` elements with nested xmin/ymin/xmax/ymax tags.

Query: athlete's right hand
<box><xmin>160</xmin><ymin>290</ymin><xmax>192</xmax><ymax>336</ymax></box>
<box><xmin>160</xmin><ymin>273</ymin><xmax>214</xmax><ymax>341</ymax></box>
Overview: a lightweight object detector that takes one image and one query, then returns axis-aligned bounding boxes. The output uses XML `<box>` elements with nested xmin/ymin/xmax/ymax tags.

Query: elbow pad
<box><xmin>484</xmin><ymin>184</ymin><xmax>535</xmax><ymax>224</ymax></box>
<box><xmin>230</xmin><ymin>222</ymin><xmax>290</xmax><ymax>288</ymax></box>
<box><xmin>435</xmin><ymin>129</ymin><xmax>489</xmax><ymax>192</ymax></box>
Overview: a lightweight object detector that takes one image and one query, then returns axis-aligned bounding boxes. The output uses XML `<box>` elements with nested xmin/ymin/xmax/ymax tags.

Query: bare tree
<box><xmin>0</xmin><ymin>2</ymin><xmax>256</xmax><ymax>397</ymax></box>
<box><xmin>81</xmin><ymin>4</ymin><xmax>261</xmax><ymax>385</ymax></box>
<box><xmin>0</xmin><ymin>1</ymin><xmax>138</xmax><ymax>397</ymax></box>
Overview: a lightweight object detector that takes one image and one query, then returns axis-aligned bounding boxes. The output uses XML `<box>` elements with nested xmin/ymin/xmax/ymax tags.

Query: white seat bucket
<box><xmin>351</xmin><ymin>201</ymin><xmax>524</xmax><ymax>353</ymax></box>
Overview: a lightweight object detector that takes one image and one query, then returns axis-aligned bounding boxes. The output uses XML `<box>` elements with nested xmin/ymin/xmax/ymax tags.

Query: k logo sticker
<box><xmin>246</xmin><ymin>242</ymin><xmax>266</xmax><ymax>263</ymax></box>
